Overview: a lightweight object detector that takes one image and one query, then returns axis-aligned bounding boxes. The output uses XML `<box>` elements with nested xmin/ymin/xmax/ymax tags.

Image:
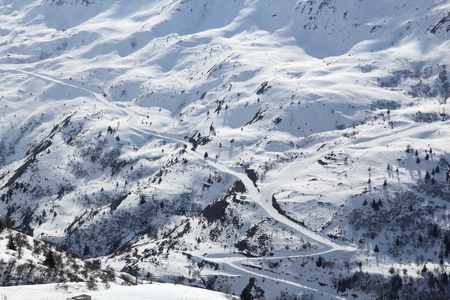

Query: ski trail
<box><xmin>6</xmin><ymin>67</ymin><xmax>99</xmax><ymax>98</ymax></box>
<box><xmin>2</xmin><ymin>67</ymin><xmax>130</xmax><ymax>117</ymax></box>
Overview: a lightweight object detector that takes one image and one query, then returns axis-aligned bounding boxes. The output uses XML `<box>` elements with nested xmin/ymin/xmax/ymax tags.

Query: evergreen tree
<box><xmin>422</xmin><ymin>264</ymin><xmax>428</xmax><ymax>273</ymax></box>
<box><xmin>316</xmin><ymin>256</ymin><xmax>323</xmax><ymax>268</ymax></box>
<box><xmin>363</xmin><ymin>199</ymin><xmax>367</xmax><ymax>206</ymax></box>
<box><xmin>416</xmin><ymin>157</ymin><xmax>420</xmax><ymax>164</ymax></box>
<box><xmin>7</xmin><ymin>235</ymin><xmax>16</xmax><ymax>251</ymax></box>
<box><xmin>374</xmin><ymin>244</ymin><xmax>379</xmax><ymax>252</ymax></box>
<box><xmin>425</xmin><ymin>171</ymin><xmax>430</xmax><ymax>180</ymax></box>
<box><xmin>371</xmin><ymin>199</ymin><xmax>379</xmax><ymax>211</ymax></box>
<box><xmin>4</xmin><ymin>215</ymin><xmax>13</xmax><ymax>229</ymax></box>
<box><xmin>431</xmin><ymin>224</ymin><xmax>439</xmax><ymax>238</ymax></box>
<box><xmin>415</xmin><ymin>150</ymin><xmax>419</xmax><ymax>156</ymax></box>
<box><xmin>442</xmin><ymin>272</ymin><xmax>449</xmax><ymax>286</ymax></box>
<box><xmin>43</xmin><ymin>251</ymin><xmax>56</xmax><ymax>268</ymax></box>
<box><xmin>83</xmin><ymin>244</ymin><xmax>91</xmax><ymax>257</ymax></box>
<box><xmin>436</xmin><ymin>166</ymin><xmax>440</xmax><ymax>173</ymax></box>
<box><xmin>240</xmin><ymin>286</ymin><xmax>253</xmax><ymax>300</ymax></box>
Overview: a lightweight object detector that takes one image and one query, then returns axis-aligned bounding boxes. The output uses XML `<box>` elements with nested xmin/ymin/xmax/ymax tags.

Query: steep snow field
<box><xmin>1</xmin><ymin>0</ymin><xmax>450</xmax><ymax>298</ymax></box>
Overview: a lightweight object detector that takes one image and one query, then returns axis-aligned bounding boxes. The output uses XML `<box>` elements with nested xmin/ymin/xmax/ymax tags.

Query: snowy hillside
<box><xmin>0</xmin><ymin>282</ymin><xmax>229</xmax><ymax>300</ymax></box>
<box><xmin>1</xmin><ymin>0</ymin><xmax>450</xmax><ymax>298</ymax></box>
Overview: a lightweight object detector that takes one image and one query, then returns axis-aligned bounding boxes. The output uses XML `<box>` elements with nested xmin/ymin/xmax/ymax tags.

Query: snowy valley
<box><xmin>1</xmin><ymin>0</ymin><xmax>450</xmax><ymax>299</ymax></box>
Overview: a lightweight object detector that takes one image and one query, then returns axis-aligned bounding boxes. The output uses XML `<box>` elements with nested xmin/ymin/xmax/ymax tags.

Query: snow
<box><xmin>1</xmin><ymin>0</ymin><xmax>450</xmax><ymax>298</ymax></box>
<box><xmin>0</xmin><ymin>282</ymin><xmax>228</xmax><ymax>300</ymax></box>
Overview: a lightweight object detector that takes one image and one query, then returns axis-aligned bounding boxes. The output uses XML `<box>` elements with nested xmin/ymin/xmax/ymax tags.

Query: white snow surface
<box><xmin>1</xmin><ymin>0</ymin><xmax>450</xmax><ymax>299</ymax></box>
<box><xmin>0</xmin><ymin>282</ymin><xmax>228</xmax><ymax>300</ymax></box>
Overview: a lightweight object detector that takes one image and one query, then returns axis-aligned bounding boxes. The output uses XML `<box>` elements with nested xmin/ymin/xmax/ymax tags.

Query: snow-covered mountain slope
<box><xmin>1</xmin><ymin>0</ymin><xmax>450</xmax><ymax>298</ymax></box>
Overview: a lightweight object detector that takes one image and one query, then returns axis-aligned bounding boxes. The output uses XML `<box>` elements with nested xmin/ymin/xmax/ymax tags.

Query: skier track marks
<box><xmin>2</xmin><ymin>67</ymin><xmax>131</xmax><ymax>117</ymax></box>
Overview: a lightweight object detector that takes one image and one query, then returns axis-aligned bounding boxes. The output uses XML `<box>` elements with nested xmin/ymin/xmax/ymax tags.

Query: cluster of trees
<box><xmin>0</xmin><ymin>222</ymin><xmax>123</xmax><ymax>289</ymax></box>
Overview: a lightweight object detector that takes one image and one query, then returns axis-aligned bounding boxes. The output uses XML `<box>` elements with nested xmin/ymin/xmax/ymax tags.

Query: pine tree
<box><xmin>374</xmin><ymin>244</ymin><xmax>379</xmax><ymax>252</ymax></box>
<box><xmin>240</xmin><ymin>286</ymin><xmax>253</xmax><ymax>300</ymax></box>
<box><xmin>425</xmin><ymin>171</ymin><xmax>430</xmax><ymax>180</ymax></box>
<box><xmin>83</xmin><ymin>244</ymin><xmax>91</xmax><ymax>257</ymax></box>
<box><xmin>416</xmin><ymin>157</ymin><xmax>420</xmax><ymax>164</ymax></box>
<box><xmin>422</xmin><ymin>264</ymin><xmax>428</xmax><ymax>273</ymax></box>
<box><xmin>442</xmin><ymin>272</ymin><xmax>449</xmax><ymax>285</ymax></box>
<box><xmin>7</xmin><ymin>235</ymin><xmax>16</xmax><ymax>251</ymax></box>
<box><xmin>316</xmin><ymin>256</ymin><xmax>323</xmax><ymax>268</ymax></box>
<box><xmin>431</xmin><ymin>224</ymin><xmax>439</xmax><ymax>238</ymax></box>
<box><xmin>43</xmin><ymin>251</ymin><xmax>56</xmax><ymax>268</ymax></box>
<box><xmin>371</xmin><ymin>199</ymin><xmax>379</xmax><ymax>211</ymax></box>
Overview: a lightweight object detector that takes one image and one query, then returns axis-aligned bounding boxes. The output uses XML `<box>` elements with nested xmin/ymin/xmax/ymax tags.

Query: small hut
<box><xmin>71</xmin><ymin>295</ymin><xmax>91</xmax><ymax>300</ymax></box>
